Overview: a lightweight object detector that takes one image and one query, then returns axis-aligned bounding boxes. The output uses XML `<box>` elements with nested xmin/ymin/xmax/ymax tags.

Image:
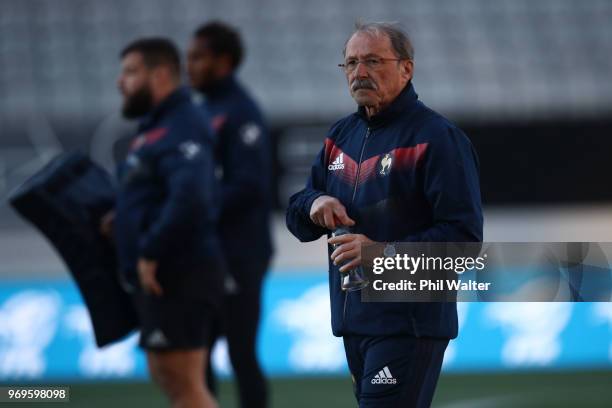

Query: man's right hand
<box><xmin>309</xmin><ymin>195</ymin><xmax>355</xmax><ymax>230</ymax></box>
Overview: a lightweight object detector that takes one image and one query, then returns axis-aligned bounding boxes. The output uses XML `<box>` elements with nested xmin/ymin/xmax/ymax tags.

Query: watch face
<box><xmin>384</xmin><ymin>243</ymin><xmax>397</xmax><ymax>257</ymax></box>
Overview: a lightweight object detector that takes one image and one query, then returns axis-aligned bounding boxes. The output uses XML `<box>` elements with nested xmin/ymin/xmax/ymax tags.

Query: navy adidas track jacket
<box><xmin>199</xmin><ymin>75</ymin><xmax>273</xmax><ymax>270</ymax></box>
<box><xmin>114</xmin><ymin>88</ymin><xmax>221</xmax><ymax>289</ymax></box>
<box><xmin>286</xmin><ymin>83</ymin><xmax>483</xmax><ymax>339</ymax></box>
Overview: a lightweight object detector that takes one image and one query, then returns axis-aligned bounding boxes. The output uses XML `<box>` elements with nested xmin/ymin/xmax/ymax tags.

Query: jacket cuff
<box><xmin>303</xmin><ymin>190</ymin><xmax>326</xmax><ymax>219</ymax></box>
<box><xmin>138</xmin><ymin>236</ymin><xmax>161</xmax><ymax>261</ymax></box>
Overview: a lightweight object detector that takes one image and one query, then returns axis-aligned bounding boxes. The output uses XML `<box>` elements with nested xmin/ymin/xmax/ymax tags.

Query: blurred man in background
<box><xmin>116</xmin><ymin>37</ymin><xmax>224</xmax><ymax>408</ymax></box>
<box><xmin>286</xmin><ymin>22</ymin><xmax>483</xmax><ymax>407</ymax></box>
<box><xmin>187</xmin><ymin>21</ymin><xmax>273</xmax><ymax>408</ymax></box>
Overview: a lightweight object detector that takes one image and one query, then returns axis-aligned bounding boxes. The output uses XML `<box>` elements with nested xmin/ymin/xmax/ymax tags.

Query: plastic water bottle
<box><xmin>332</xmin><ymin>227</ymin><xmax>369</xmax><ymax>291</ymax></box>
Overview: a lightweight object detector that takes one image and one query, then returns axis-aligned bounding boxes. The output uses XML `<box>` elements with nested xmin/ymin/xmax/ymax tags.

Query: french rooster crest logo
<box><xmin>379</xmin><ymin>153</ymin><xmax>393</xmax><ymax>176</ymax></box>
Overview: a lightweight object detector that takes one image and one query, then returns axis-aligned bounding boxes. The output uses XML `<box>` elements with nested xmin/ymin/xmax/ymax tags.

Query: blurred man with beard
<box><xmin>115</xmin><ymin>37</ymin><xmax>223</xmax><ymax>408</ymax></box>
<box><xmin>187</xmin><ymin>22</ymin><xmax>272</xmax><ymax>408</ymax></box>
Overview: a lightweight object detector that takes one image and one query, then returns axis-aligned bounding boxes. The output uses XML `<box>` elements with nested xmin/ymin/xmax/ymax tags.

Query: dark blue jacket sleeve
<box><xmin>286</xmin><ymin>143</ymin><xmax>328</xmax><ymax>242</ymax></box>
<box><xmin>138</xmin><ymin>140</ymin><xmax>212</xmax><ymax>259</ymax></box>
<box><xmin>405</xmin><ymin>121</ymin><xmax>483</xmax><ymax>243</ymax></box>
<box><xmin>219</xmin><ymin>115</ymin><xmax>271</xmax><ymax>213</ymax></box>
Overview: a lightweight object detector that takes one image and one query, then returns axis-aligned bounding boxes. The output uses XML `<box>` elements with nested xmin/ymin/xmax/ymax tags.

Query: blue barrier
<box><xmin>0</xmin><ymin>274</ymin><xmax>610</xmax><ymax>381</ymax></box>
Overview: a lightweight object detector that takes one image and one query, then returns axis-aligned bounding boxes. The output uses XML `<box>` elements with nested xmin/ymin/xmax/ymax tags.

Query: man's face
<box><xmin>344</xmin><ymin>32</ymin><xmax>412</xmax><ymax>109</ymax></box>
<box><xmin>187</xmin><ymin>38</ymin><xmax>218</xmax><ymax>91</ymax></box>
<box><xmin>117</xmin><ymin>51</ymin><xmax>154</xmax><ymax>119</ymax></box>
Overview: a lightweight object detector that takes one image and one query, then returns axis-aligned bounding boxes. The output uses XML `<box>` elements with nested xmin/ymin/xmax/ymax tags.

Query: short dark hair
<box><xmin>120</xmin><ymin>37</ymin><xmax>181</xmax><ymax>78</ymax></box>
<box><xmin>194</xmin><ymin>21</ymin><xmax>244</xmax><ymax>69</ymax></box>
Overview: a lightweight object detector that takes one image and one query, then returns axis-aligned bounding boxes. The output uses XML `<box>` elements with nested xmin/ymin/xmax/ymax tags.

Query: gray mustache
<box><xmin>351</xmin><ymin>79</ymin><xmax>377</xmax><ymax>92</ymax></box>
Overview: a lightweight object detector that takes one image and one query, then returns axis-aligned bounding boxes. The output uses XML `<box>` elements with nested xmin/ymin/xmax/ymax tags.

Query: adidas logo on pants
<box><xmin>371</xmin><ymin>366</ymin><xmax>397</xmax><ymax>384</ymax></box>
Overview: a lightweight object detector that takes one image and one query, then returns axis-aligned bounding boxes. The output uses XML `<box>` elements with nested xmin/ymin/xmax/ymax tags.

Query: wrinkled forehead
<box><xmin>344</xmin><ymin>31</ymin><xmax>394</xmax><ymax>59</ymax></box>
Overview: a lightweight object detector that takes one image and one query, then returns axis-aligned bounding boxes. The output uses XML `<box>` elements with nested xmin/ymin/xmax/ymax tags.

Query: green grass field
<box><xmin>4</xmin><ymin>370</ymin><xmax>612</xmax><ymax>407</ymax></box>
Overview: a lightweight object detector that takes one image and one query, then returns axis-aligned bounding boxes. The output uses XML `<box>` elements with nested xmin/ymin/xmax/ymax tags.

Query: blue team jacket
<box><xmin>286</xmin><ymin>83</ymin><xmax>483</xmax><ymax>339</ymax></box>
<box><xmin>199</xmin><ymin>76</ymin><xmax>273</xmax><ymax>269</ymax></box>
<box><xmin>114</xmin><ymin>88</ymin><xmax>221</xmax><ymax>289</ymax></box>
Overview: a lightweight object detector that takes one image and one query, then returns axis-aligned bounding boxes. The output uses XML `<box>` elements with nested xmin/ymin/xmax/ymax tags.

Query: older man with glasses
<box><xmin>287</xmin><ymin>22</ymin><xmax>483</xmax><ymax>407</ymax></box>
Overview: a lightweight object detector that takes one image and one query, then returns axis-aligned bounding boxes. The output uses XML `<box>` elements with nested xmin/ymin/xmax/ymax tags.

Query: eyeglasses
<box><xmin>338</xmin><ymin>57</ymin><xmax>405</xmax><ymax>73</ymax></box>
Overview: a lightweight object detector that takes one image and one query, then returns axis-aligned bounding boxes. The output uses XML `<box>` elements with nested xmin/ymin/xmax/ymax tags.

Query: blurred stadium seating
<box><xmin>2</xmin><ymin>0</ymin><xmax>612</xmax><ymax>211</ymax></box>
<box><xmin>1</xmin><ymin>0</ymin><xmax>612</xmax><ymax>120</ymax></box>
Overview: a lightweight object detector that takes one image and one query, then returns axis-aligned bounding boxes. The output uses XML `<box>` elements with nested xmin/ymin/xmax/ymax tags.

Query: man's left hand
<box><xmin>328</xmin><ymin>234</ymin><xmax>374</xmax><ymax>273</ymax></box>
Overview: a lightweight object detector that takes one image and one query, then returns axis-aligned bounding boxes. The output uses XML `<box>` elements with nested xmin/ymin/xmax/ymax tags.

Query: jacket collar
<box><xmin>139</xmin><ymin>86</ymin><xmax>191</xmax><ymax>131</ymax></box>
<box><xmin>200</xmin><ymin>74</ymin><xmax>237</xmax><ymax>100</ymax></box>
<box><xmin>355</xmin><ymin>81</ymin><xmax>418</xmax><ymax>128</ymax></box>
